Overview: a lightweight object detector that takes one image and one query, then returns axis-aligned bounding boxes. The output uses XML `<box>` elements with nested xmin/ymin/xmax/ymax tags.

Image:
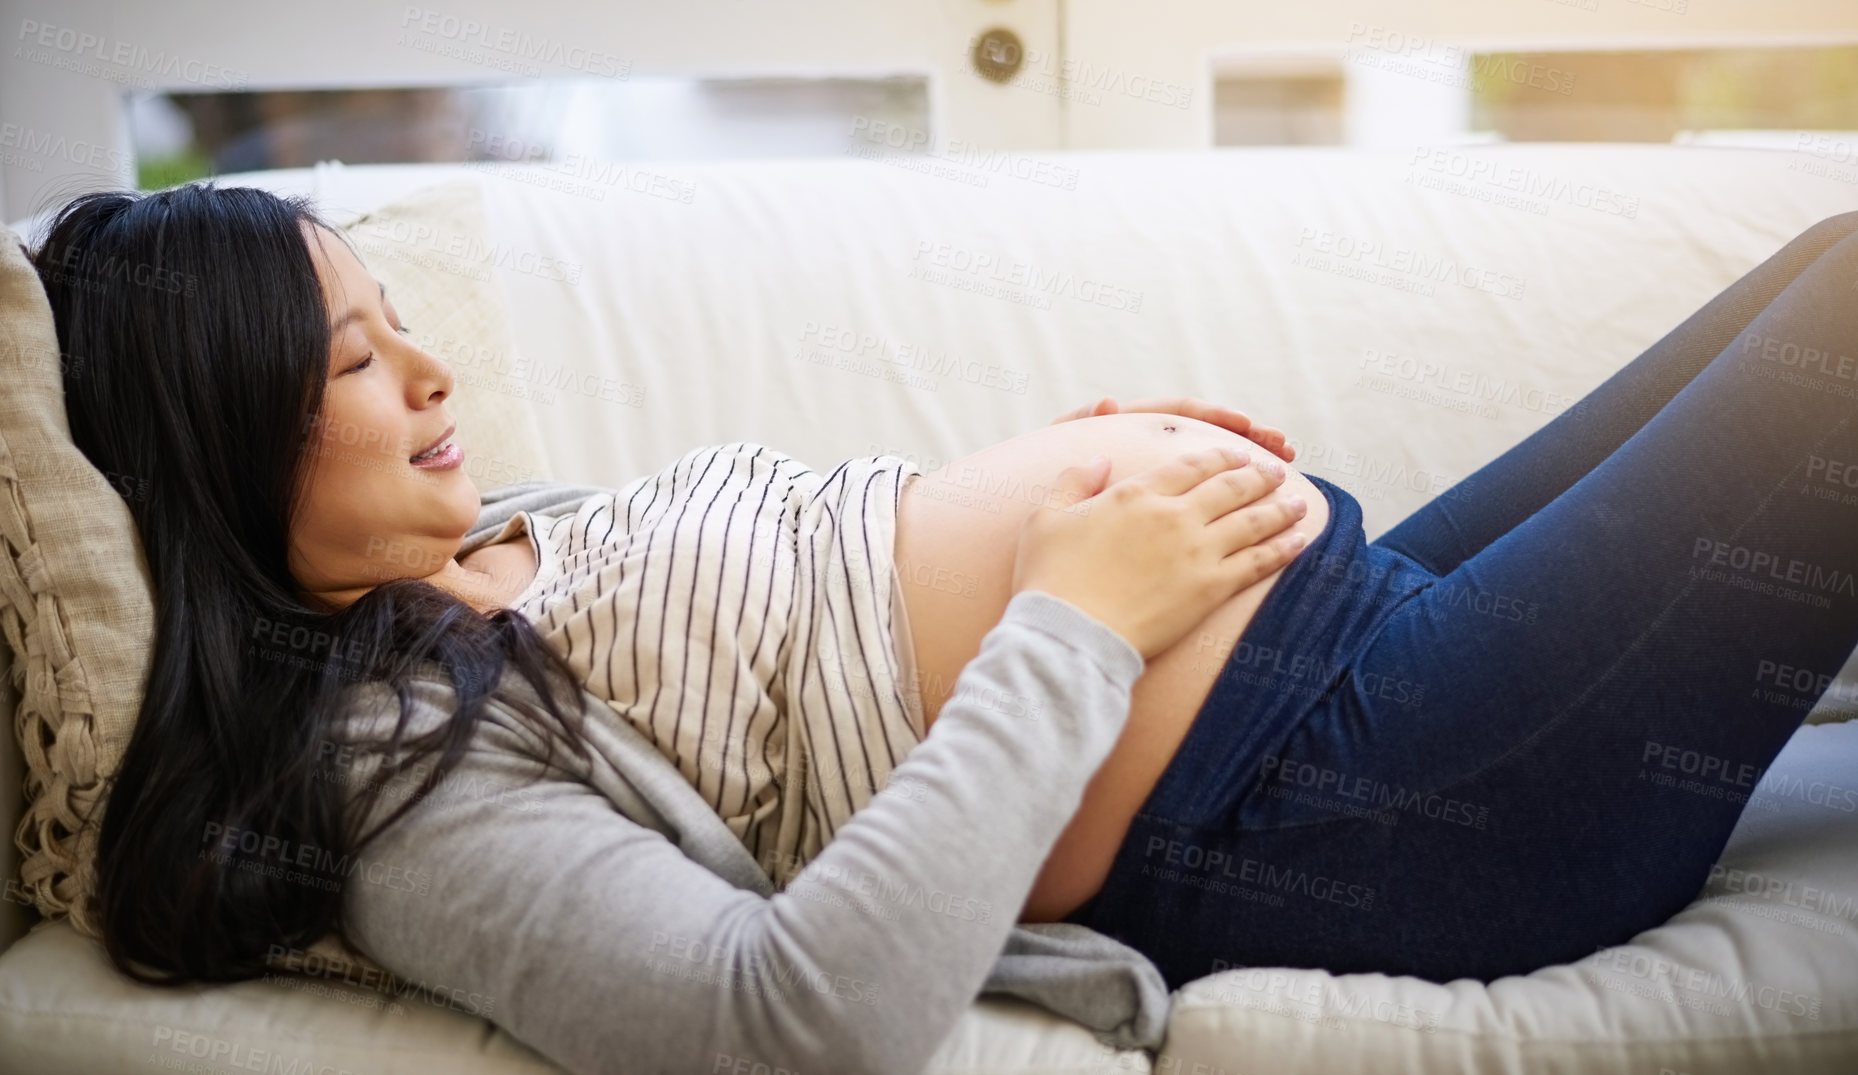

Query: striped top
<box><xmin>475</xmin><ymin>442</ymin><xmax>928</xmax><ymax>890</ymax></box>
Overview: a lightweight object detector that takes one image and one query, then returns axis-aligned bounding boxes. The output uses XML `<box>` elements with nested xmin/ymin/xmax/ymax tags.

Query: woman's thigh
<box><xmin>1327</xmin><ymin>226</ymin><xmax>1858</xmax><ymax>807</ymax></box>
<box><xmin>1246</xmin><ymin>225</ymin><xmax>1858</xmax><ymax>974</ymax></box>
<box><xmin>1073</xmin><ymin>225</ymin><xmax>1858</xmax><ymax>991</ymax></box>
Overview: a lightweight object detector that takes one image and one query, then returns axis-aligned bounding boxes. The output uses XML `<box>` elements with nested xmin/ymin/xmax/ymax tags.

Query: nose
<box><xmin>407</xmin><ymin>344</ymin><xmax>453</xmax><ymax>406</ymax></box>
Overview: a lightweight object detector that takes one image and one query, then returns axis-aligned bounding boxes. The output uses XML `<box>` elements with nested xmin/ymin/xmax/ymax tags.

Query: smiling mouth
<box><xmin>409</xmin><ymin>424</ymin><xmax>455</xmax><ymax>463</ymax></box>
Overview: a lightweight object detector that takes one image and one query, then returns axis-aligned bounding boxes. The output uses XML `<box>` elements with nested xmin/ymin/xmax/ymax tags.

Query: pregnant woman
<box><xmin>29</xmin><ymin>181</ymin><xmax>1858</xmax><ymax>1072</ymax></box>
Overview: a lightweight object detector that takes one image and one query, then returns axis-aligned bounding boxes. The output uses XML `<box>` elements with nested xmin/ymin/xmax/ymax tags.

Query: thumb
<box><xmin>1054</xmin><ymin>454</ymin><xmax>1111</xmax><ymax>506</ymax></box>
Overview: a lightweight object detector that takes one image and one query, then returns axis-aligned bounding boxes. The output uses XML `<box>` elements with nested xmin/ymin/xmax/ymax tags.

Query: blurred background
<box><xmin>1</xmin><ymin>0</ymin><xmax>1855</xmax><ymax>223</ymax></box>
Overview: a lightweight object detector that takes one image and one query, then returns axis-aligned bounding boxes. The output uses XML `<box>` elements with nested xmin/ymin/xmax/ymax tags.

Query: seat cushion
<box><xmin>0</xmin><ymin>918</ymin><xmax>1153</xmax><ymax>1074</ymax></box>
<box><xmin>1157</xmin><ymin>718</ymin><xmax>1858</xmax><ymax>1074</ymax></box>
<box><xmin>0</xmin><ymin>919</ymin><xmax>564</xmax><ymax>1074</ymax></box>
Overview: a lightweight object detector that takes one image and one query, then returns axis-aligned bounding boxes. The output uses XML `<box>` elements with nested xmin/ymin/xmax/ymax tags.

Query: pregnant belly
<box><xmin>891</xmin><ymin>411</ymin><xmax>1332</xmax><ymax>923</ymax></box>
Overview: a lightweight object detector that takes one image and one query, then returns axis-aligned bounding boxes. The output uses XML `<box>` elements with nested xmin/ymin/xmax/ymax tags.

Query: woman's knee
<box><xmin>1798</xmin><ymin>210</ymin><xmax>1858</xmax><ymax>250</ymax></box>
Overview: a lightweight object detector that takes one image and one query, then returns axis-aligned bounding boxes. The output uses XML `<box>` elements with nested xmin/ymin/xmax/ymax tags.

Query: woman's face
<box><xmin>289</xmin><ymin>221</ymin><xmax>481</xmax><ymax>610</ymax></box>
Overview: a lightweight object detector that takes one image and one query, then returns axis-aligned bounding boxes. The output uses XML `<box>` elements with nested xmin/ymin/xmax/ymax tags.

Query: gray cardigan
<box><xmin>335</xmin><ymin>479</ymin><xmax>1174</xmax><ymax>1075</ymax></box>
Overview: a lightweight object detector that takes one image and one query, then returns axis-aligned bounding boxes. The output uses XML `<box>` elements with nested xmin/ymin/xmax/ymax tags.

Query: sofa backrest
<box><xmin>245</xmin><ymin>146</ymin><xmax>1858</xmax><ymax>705</ymax></box>
<box><xmin>190</xmin><ymin>146</ymin><xmax>1852</xmax><ymax>534</ymax></box>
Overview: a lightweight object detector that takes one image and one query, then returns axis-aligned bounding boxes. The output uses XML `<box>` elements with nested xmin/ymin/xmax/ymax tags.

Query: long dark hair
<box><xmin>28</xmin><ymin>181</ymin><xmax>591</xmax><ymax>984</ymax></box>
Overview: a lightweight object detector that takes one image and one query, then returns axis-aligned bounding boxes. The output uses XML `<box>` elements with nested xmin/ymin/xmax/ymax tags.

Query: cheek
<box><xmin>296</xmin><ymin>400</ymin><xmax>406</xmax><ymax>546</ymax></box>
<box><xmin>309</xmin><ymin>395</ymin><xmax>405</xmax><ymax>462</ymax></box>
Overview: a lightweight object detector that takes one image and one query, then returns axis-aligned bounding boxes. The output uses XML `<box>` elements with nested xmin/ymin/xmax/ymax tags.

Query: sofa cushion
<box><xmin>0</xmin><ymin>917</ymin><xmax>1154</xmax><ymax>1074</ymax></box>
<box><xmin>0</xmin><ymin>222</ymin><xmax>155</xmax><ymax>941</ymax></box>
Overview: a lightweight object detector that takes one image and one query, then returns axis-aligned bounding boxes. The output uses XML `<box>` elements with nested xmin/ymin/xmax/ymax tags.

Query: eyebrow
<box><xmin>329</xmin><ymin>281</ymin><xmax>387</xmax><ymax>334</ymax></box>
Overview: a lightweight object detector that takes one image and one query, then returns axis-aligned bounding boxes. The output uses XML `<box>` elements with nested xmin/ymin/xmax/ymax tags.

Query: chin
<box><xmin>442</xmin><ymin>474</ymin><xmax>481</xmax><ymax>527</ymax></box>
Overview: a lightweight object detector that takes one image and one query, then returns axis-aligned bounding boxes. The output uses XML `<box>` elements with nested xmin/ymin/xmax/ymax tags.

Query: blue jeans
<box><xmin>1062</xmin><ymin>212</ymin><xmax>1858</xmax><ymax>990</ymax></box>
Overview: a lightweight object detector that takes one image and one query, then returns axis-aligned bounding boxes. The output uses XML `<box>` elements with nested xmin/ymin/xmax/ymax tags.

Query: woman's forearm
<box><xmin>335</xmin><ymin>588</ymin><xmax>1144</xmax><ymax>1075</ymax></box>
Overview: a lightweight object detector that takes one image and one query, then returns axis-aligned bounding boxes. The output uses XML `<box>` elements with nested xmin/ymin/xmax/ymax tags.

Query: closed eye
<box><xmin>343</xmin><ymin>325</ymin><xmax>412</xmax><ymax>375</ymax></box>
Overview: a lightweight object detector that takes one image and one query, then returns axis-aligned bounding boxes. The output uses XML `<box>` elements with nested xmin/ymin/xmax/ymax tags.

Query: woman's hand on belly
<box><xmin>1010</xmin><ymin>445</ymin><xmax>1308</xmax><ymax>660</ymax></box>
<box><xmin>891</xmin><ymin>412</ymin><xmax>1335</xmax><ymax>922</ymax></box>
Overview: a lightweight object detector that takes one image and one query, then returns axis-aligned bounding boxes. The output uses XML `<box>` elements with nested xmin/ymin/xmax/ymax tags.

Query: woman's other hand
<box><xmin>1050</xmin><ymin>395</ymin><xmax>1296</xmax><ymax>463</ymax></box>
<box><xmin>1011</xmin><ymin>447</ymin><xmax>1309</xmax><ymax>659</ymax></box>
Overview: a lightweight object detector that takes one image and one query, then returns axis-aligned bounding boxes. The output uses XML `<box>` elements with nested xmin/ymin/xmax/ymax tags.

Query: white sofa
<box><xmin>4</xmin><ymin>144</ymin><xmax>1858</xmax><ymax>1073</ymax></box>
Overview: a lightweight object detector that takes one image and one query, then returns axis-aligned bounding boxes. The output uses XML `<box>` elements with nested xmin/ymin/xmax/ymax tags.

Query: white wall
<box><xmin>1065</xmin><ymin>0</ymin><xmax>1858</xmax><ymax>149</ymax></box>
<box><xmin>0</xmin><ymin>0</ymin><xmax>1061</xmax><ymax>222</ymax></box>
<box><xmin>5</xmin><ymin>0</ymin><xmax>1858</xmax><ymax>222</ymax></box>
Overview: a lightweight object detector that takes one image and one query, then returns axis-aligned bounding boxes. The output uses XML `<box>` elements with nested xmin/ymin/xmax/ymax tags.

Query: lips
<box><xmin>409</xmin><ymin>423</ymin><xmax>456</xmax><ymax>463</ymax></box>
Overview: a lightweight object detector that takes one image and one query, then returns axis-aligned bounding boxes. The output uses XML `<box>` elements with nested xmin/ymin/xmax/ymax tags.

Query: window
<box><xmin>131</xmin><ymin>76</ymin><xmax>931</xmax><ymax>190</ymax></box>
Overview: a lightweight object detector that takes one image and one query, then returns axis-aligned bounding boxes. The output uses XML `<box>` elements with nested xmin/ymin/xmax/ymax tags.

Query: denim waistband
<box><xmin>1136</xmin><ymin>473</ymin><xmax>1434</xmax><ymax>829</ymax></box>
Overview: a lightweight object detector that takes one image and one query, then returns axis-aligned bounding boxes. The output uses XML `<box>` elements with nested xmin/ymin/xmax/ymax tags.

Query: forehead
<box><xmin>301</xmin><ymin>222</ymin><xmax>373</xmax><ymax>300</ymax></box>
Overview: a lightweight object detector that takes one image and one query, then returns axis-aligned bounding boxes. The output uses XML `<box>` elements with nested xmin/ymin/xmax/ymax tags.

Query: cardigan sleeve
<box><xmin>337</xmin><ymin>588</ymin><xmax>1147</xmax><ymax>1075</ymax></box>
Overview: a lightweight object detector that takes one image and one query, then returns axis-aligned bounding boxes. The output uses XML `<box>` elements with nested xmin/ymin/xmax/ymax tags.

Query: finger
<box><xmin>1206</xmin><ymin>496</ymin><xmax>1309</xmax><ymax>559</ymax></box>
<box><xmin>1218</xmin><ymin>528</ymin><xmax>1310</xmax><ymax>588</ymax></box>
<box><xmin>1046</xmin><ymin>454</ymin><xmax>1112</xmax><ymax>510</ymax></box>
<box><xmin>1249</xmin><ymin>426</ymin><xmax>1296</xmax><ymax>463</ymax></box>
<box><xmin>1128</xmin><ymin>445</ymin><xmax>1252</xmax><ymax>498</ymax></box>
<box><xmin>1186</xmin><ymin>457</ymin><xmax>1287</xmax><ymax>522</ymax></box>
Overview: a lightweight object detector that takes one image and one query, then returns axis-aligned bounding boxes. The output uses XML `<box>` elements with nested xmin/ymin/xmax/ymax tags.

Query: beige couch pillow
<box><xmin>2</xmin><ymin>177</ymin><xmax>551</xmax><ymax>952</ymax></box>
